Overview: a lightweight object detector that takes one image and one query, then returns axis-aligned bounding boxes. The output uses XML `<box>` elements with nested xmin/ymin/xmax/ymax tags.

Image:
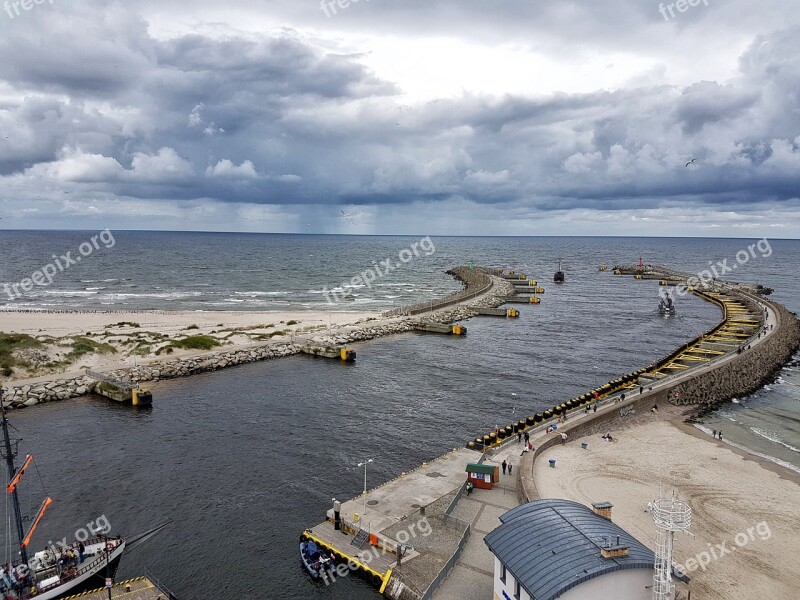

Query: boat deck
<box><xmin>62</xmin><ymin>577</ymin><xmax>170</xmax><ymax>600</ymax></box>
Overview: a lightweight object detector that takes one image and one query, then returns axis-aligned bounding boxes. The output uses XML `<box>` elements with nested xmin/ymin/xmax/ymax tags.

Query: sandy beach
<box><xmin>0</xmin><ymin>310</ymin><xmax>376</xmax><ymax>377</ymax></box>
<box><xmin>534</xmin><ymin>420</ymin><xmax>800</xmax><ymax>600</ymax></box>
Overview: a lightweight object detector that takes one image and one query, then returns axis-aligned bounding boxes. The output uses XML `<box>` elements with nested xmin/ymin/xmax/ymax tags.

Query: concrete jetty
<box><xmin>299</xmin><ymin>343</ymin><xmax>356</xmax><ymax>361</ymax></box>
<box><xmin>62</xmin><ymin>576</ymin><xmax>177</xmax><ymax>600</ymax></box>
<box><xmin>412</xmin><ymin>322</ymin><xmax>467</xmax><ymax>335</ymax></box>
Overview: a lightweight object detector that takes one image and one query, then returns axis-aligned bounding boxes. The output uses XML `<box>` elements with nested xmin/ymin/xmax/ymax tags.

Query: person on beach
<box><xmin>508</xmin><ymin>464</ymin><xmax>513</xmax><ymax>475</ymax></box>
<box><xmin>502</xmin><ymin>460</ymin><xmax>507</xmax><ymax>475</ymax></box>
<box><xmin>640</xmin><ymin>386</ymin><xmax>644</xmax><ymax>394</ymax></box>
<box><xmin>719</xmin><ymin>431</ymin><xmax>723</xmax><ymax>441</ymax></box>
<box><xmin>560</xmin><ymin>432</ymin><xmax>568</xmax><ymax>444</ymax></box>
<box><xmin>712</xmin><ymin>429</ymin><xmax>717</xmax><ymax>439</ymax></box>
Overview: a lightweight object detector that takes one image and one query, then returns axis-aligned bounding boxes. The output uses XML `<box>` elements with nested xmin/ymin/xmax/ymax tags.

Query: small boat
<box><xmin>553</xmin><ymin>259</ymin><xmax>565</xmax><ymax>283</ymax></box>
<box><xmin>659</xmin><ymin>295</ymin><xmax>676</xmax><ymax>315</ymax></box>
<box><xmin>300</xmin><ymin>538</ymin><xmax>334</xmax><ymax>581</ymax></box>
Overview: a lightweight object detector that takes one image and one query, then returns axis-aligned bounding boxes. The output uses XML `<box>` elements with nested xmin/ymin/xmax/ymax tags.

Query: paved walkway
<box><xmin>430</xmin><ymin>447</ymin><xmax>521</xmax><ymax>600</ymax></box>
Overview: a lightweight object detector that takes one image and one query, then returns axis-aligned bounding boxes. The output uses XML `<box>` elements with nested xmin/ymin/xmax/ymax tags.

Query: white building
<box><xmin>484</xmin><ymin>499</ymin><xmax>662</xmax><ymax>600</ymax></box>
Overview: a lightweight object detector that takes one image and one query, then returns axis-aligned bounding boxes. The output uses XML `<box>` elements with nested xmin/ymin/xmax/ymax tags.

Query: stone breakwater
<box><xmin>1</xmin><ymin>375</ymin><xmax>98</xmax><ymax>409</ymax></box>
<box><xmin>1</xmin><ymin>268</ymin><xmax>515</xmax><ymax>409</ymax></box>
<box><xmin>675</xmin><ymin>300</ymin><xmax>800</xmax><ymax>418</ymax></box>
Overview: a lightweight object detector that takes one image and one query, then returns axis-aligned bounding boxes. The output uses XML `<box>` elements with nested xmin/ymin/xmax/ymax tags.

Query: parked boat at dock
<box><xmin>2</xmin><ymin>392</ymin><xmax>126</xmax><ymax>599</ymax></box>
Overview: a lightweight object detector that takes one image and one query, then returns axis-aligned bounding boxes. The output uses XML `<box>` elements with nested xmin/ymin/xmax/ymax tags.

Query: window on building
<box><xmin>514</xmin><ymin>578</ymin><xmax>521</xmax><ymax>600</ymax></box>
<box><xmin>500</xmin><ymin>563</ymin><xmax>506</xmax><ymax>583</ymax></box>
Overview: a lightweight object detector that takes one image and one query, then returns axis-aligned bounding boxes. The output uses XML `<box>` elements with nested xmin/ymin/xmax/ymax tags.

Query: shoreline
<box><xmin>533</xmin><ymin>418</ymin><xmax>800</xmax><ymax>600</ymax></box>
<box><xmin>1</xmin><ymin>268</ymin><xmax>515</xmax><ymax>407</ymax></box>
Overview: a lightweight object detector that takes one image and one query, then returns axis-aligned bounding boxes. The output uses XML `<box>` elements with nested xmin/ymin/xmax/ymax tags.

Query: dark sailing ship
<box><xmin>2</xmin><ymin>394</ymin><xmax>126</xmax><ymax>599</ymax></box>
<box><xmin>553</xmin><ymin>259</ymin><xmax>565</xmax><ymax>283</ymax></box>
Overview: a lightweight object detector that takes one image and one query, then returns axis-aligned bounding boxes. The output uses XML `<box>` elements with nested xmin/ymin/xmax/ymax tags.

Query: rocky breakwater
<box><xmin>1</xmin><ymin>375</ymin><xmax>98</xmax><ymax>409</ymax></box>
<box><xmin>0</xmin><ymin>267</ymin><xmax>513</xmax><ymax>408</ymax></box>
<box><xmin>673</xmin><ymin>299</ymin><xmax>800</xmax><ymax>417</ymax></box>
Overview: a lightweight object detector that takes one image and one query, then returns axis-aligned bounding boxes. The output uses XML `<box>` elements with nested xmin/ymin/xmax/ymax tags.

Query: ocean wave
<box><xmin>42</xmin><ymin>290</ymin><xmax>99</xmax><ymax>296</ymax></box>
<box><xmin>100</xmin><ymin>291</ymin><xmax>205</xmax><ymax>300</ymax></box>
<box><xmin>233</xmin><ymin>291</ymin><xmax>291</xmax><ymax>297</ymax></box>
<box><xmin>693</xmin><ymin>425</ymin><xmax>800</xmax><ymax>475</ymax></box>
<box><xmin>749</xmin><ymin>427</ymin><xmax>800</xmax><ymax>454</ymax></box>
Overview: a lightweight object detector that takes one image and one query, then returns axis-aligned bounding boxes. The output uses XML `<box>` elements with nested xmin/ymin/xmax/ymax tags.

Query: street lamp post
<box><xmin>357</xmin><ymin>459</ymin><xmax>373</xmax><ymax>528</ymax></box>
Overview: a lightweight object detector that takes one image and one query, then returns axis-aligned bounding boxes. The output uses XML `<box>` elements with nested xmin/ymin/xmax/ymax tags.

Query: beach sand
<box><xmin>0</xmin><ymin>310</ymin><xmax>375</xmax><ymax>376</ymax></box>
<box><xmin>534</xmin><ymin>420</ymin><xmax>800</xmax><ymax>600</ymax></box>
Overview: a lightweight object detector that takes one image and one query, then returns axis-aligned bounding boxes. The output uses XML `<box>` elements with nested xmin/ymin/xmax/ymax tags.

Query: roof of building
<box><xmin>465</xmin><ymin>463</ymin><xmax>495</xmax><ymax>475</ymax></box>
<box><xmin>484</xmin><ymin>499</ymin><xmax>655</xmax><ymax>600</ymax></box>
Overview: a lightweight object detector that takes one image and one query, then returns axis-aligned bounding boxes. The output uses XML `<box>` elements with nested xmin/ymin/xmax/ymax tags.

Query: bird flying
<box><xmin>685</xmin><ymin>158</ymin><xmax>697</xmax><ymax>167</ymax></box>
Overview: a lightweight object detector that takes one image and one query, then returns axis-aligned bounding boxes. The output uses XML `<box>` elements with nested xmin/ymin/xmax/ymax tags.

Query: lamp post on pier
<box><xmin>357</xmin><ymin>459</ymin><xmax>373</xmax><ymax>527</ymax></box>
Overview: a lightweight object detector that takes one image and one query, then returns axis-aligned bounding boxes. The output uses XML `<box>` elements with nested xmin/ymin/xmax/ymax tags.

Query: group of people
<box><xmin>601</xmin><ymin>433</ymin><xmax>615</xmax><ymax>442</ymax></box>
<box><xmin>711</xmin><ymin>429</ymin><xmax>723</xmax><ymax>441</ymax></box>
<box><xmin>501</xmin><ymin>460</ymin><xmax>513</xmax><ymax>475</ymax></box>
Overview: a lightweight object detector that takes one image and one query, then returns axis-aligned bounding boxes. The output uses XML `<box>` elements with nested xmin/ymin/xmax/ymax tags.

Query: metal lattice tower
<box><xmin>651</xmin><ymin>495</ymin><xmax>692</xmax><ymax>600</ymax></box>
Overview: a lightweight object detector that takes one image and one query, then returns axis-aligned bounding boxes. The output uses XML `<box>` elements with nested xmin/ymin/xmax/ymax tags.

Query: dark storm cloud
<box><xmin>0</xmin><ymin>0</ymin><xmax>798</xmax><ymax>234</ymax></box>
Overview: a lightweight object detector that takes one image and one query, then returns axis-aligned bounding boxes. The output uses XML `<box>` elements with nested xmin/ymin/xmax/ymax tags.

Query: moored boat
<box><xmin>554</xmin><ymin>259</ymin><xmax>565</xmax><ymax>283</ymax></box>
<box><xmin>2</xmin><ymin>392</ymin><xmax>126</xmax><ymax>599</ymax></box>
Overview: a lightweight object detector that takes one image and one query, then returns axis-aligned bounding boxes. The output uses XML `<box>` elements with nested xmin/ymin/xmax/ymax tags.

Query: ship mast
<box><xmin>1</xmin><ymin>390</ymin><xmax>29</xmax><ymax>565</ymax></box>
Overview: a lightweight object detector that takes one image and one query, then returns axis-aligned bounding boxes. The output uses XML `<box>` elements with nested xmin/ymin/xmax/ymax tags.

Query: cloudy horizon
<box><xmin>0</xmin><ymin>0</ymin><xmax>798</xmax><ymax>237</ymax></box>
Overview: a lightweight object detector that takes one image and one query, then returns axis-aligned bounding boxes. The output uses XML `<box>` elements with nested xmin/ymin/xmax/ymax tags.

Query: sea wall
<box><xmin>672</xmin><ymin>301</ymin><xmax>800</xmax><ymax>417</ymax></box>
<box><xmin>0</xmin><ymin>375</ymin><xmax>98</xmax><ymax>408</ymax></box>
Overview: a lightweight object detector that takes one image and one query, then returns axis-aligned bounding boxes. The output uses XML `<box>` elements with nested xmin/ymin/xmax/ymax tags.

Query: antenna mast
<box><xmin>1</xmin><ymin>391</ymin><xmax>29</xmax><ymax>565</ymax></box>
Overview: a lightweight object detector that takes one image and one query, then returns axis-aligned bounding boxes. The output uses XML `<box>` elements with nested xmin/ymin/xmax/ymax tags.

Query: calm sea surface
<box><xmin>0</xmin><ymin>233</ymin><xmax>798</xmax><ymax>598</ymax></box>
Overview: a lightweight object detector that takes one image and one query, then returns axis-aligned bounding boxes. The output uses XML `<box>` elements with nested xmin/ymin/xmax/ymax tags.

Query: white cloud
<box><xmin>205</xmin><ymin>159</ymin><xmax>258</xmax><ymax>178</ymax></box>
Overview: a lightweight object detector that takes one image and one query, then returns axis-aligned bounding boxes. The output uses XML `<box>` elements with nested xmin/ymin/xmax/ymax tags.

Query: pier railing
<box><xmin>419</xmin><ymin>519</ymin><xmax>470</xmax><ymax>600</ymax></box>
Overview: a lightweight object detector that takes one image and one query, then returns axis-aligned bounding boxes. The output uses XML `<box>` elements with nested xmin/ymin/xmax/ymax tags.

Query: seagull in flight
<box><xmin>685</xmin><ymin>158</ymin><xmax>698</xmax><ymax>167</ymax></box>
<box><xmin>340</xmin><ymin>210</ymin><xmax>355</xmax><ymax>225</ymax></box>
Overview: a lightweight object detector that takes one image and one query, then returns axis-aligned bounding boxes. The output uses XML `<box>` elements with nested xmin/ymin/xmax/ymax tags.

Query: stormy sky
<box><xmin>0</xmin><ymin>0</ymin><xmax>798</xmax><ymax>236</ymax></box>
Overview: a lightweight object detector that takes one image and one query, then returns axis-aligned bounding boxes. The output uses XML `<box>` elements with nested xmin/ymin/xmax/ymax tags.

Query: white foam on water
<box><xmin>693</xmin><ymin>424</ymin><xmax>800</xmax><ymax>475</ymax></box>
<box><xmin>749</xmin><ymin>427</ymin><xmax>800</xmax><ymax>454</ymax></box>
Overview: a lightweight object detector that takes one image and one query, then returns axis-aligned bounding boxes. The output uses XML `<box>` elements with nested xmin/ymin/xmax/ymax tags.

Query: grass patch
<box><xmin>184</xmin><ymin>324</ymin><xmax>199</xmax><ymax>330</ymax></box>
<box><xmin>106</xmin><ymin>321</ymin><xmax>140</xmax><ymax>328</ymax></box>
<box><xmin>286</xmin><ymin>320</ymin><xmax>299</xmax><ymax>326</ymax></box>
<box><xmin>155</xmin><ymin>335</ymin><xmax>222</xmax><ymax>355</ymax></box>
<box><xmin>0</xmin><ymin>333</ymin><xmax>42</xmax><ymax>377</ymax></box>
<box><xmin>64</xmin><ymin>337</ymin><xmax>117</xmax><ymax>361</ymax></box>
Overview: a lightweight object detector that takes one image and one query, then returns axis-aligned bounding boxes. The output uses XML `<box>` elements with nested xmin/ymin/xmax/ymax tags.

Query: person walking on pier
<box><xmin>640</xmin><ymin>386</ymin><xmax>644</xmax><ymax>395</ymax></box>
<box><xmin>524</xmin><ymin>431</ymin><xmax>529</xmax><ymax>444</ymax></box>
<box><xmin>502</xmin><ymin>460</ymin><xmax>507</xmax><ymax>475</ymax></box>
<box><xmin>508</xmin><ymin>463</ymin><xmax>513</xmax><ymax>475</ymax></box>
<box><xmin>517</xmin><ymin>431</ymin><xmax>522</xmax><ymax>443</ymax></box>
